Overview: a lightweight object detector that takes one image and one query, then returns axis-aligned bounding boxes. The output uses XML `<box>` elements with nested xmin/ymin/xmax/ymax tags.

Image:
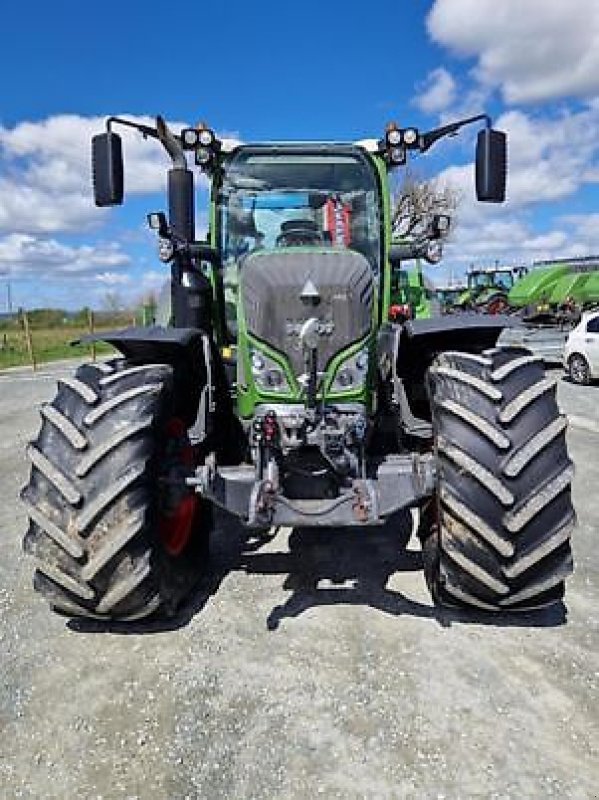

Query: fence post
<box><xmin>87</xmin><ymin>308</ymin><xmax>96</xmax><ymax>362</ymax></box>
<box><xmin>21</xmin><ymin>309</ymin><xmax>36</xmax><ymax>371</ymax></box>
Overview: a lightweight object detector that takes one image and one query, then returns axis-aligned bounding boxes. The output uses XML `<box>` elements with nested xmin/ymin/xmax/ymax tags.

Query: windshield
<box><xmin>218</xmin><ymin>149</ymin><xmax>382</xmax><ymax>272</ymax></box>
<box><xmin>495</xmin><ymin>272</ymin><xmax>514</xmax><ymax>289</ymax></box>
<box><xmin>470</xmin><ymin>271</ymin><xmax>514</xmax><ymax>290</ymax></box>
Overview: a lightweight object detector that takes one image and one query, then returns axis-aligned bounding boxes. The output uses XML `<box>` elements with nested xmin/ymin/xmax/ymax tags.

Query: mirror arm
<box><xmin>188</xmin><ymin>242</ymin><xmax>221</xmax><ymax>264</ymax></box>
<box><xmin>106</xmin><ymin>116</ymin><xmax>159</xmax><ymax>141</ymax></box>
<box><xmin>156</xmin><ymin>116</ymin><xmax>187</xmax><ymax>169</ymax></box>
<box><xmin>420</xmin><ymin>113</ymin><xmax>491</xmax><ymax>153</ymax></box>
<box><xmin>105</xmin><ymin>115</ymin><xmax>187</xmax><ymax>169</ymax></box>
<box><xmin>389</xmin><ymin>240</ymin><xmax>429</xmax><ymax>263</ymax></box>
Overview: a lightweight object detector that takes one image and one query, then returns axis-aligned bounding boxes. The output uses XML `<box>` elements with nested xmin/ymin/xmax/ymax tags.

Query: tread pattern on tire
<box><xmin>21</xmin><ymin>359</ymin><xmax>207</xmax><ymax>621</ymax></box>
<box><xmin>425</xmin><ymin>347</ymin><xmax>575</xmax><ymax>611</ymax></box>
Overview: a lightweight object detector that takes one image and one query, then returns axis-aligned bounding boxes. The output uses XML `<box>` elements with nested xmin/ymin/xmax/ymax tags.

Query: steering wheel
<box><xmin>275</xmin><ymin>220</ymin><xmax>324</xmax><ymax>247</ymax></box>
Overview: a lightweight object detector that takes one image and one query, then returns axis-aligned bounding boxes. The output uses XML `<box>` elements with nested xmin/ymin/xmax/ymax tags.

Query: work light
<box><xmin>195</xmin><ymin>147</ymin><xmax>212</xmax><ymax>166</ymax></box>
<box><xmin>198</xmin><ymin>127</ymin><xmax>215</xmax><ymax>147</ymax></box>
<box><xmin>181</xmin><ymin>128</ymin><xmax>200</xmax><ymax>148</ymax></box>
<box><xmin>386</xmin><ymin>127</ymin><xmax>402</xmax><ymax>147</ymax></box>
<box><xmin>389</xmin><ymin>146</ymin><xmax>406</xmax><ymax>165</ymax></box>
<box><xmin>402</xmin><ymin>127</ymin><xmax>419</xmax><ymax>146</ymax></box>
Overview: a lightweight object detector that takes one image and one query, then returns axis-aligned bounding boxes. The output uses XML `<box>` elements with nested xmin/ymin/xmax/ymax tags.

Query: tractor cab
<box><xmin>217</xmin><ymin>145</ymin><xmax>384</xmax><ymax>350</ymax></box>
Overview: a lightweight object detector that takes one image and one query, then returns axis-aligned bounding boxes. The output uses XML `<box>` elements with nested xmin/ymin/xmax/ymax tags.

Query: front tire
<box><xmin>423</xmin><ymin>348</ymin><xmax>575</xmax><ymax>612</ymax></box>
<box><xmin>568</xmin><ymin>353</ymin><xmax>591</xmax><ymax>385</ymax></box>
<box><xmin>21</xmin><ymin>360</ymin><xmax>213</xmax><ymax>621</ymax></box>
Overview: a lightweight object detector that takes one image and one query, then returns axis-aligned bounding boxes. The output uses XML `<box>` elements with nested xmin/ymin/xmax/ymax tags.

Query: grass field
<box><xmin>0</xmin><ymin>325</ymin><xmax>117</xmax><ymax>370</ymax></box>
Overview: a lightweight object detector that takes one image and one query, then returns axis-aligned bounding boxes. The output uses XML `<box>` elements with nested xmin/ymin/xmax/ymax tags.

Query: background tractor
<box><xmin>435</xmin><ymin>282</ymin><xmax>468</xmax><ymax>313</ymax></box>
<box><xmin>454</xmin><ymin>265</ymin><xmax>529</xmax><ymax>314</ymax></box>
<box><xmin>20</xmin><ymin>113</ymin><xmax>575</xmax><ymax>621</ymax></box>
<box><xmin>387</xmin><ymin>213</ymin><xmax>449</xmax><ymax>322</ymax></box>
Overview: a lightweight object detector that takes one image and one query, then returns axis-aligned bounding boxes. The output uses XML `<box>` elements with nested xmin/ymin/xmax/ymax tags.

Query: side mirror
<box><xmin>92</xmin><ymin>132</ymin><xmax>124</xmax><ymax>206</ymax></box>
<box><xmin>476</xmin><ymin>128</ymin><xmax>507</xmax><ymax>202</ymax></box>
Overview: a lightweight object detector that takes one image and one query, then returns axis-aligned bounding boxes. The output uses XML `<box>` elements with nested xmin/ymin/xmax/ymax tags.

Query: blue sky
<box><xmin>1</xmin><ymin>0</ymin><xmax>598</xmax><ymax>309</ymax></box>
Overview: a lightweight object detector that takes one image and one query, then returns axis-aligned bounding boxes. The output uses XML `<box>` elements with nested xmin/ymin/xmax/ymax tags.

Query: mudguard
<box><xmin>377</xmin><ymin>315</ymin><xmax>513</xmax><ymax>428</ymax></box>
<box><xmin>396</xmin><ymin>314</ymin><xmax>511</xmax><ymax>380</ymax></box>
<box><xmin>79</xmin><ymin>326</ymin><xmax>214</xmax><ymax>427</ymax></box>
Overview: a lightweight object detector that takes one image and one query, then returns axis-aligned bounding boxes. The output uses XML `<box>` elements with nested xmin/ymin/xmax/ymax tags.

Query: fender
<box><xmin>397</xmin><ymin>314</ymin><xmax>512</xmax><ymax>380</ymax></box>
<box><xmin>377</xmin><ymin>315</ymin><xmax>513</xmax><ymax>432</ymax></box>
<box><xmin>80</xmin><ymin>325</ymin><xmax>243</xmax><ymax>460</ymax></box>
<box><xmin>79</xmin><ymin>326</ymin><xmax>217</xmax><ymax>429</ymax></box>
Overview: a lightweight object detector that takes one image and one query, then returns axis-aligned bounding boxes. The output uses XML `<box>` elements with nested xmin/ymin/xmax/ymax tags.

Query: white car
<box><xmin>564</xmin><ymin>310</ymin><xmax>599</xmax><ymax>384</ymax></box>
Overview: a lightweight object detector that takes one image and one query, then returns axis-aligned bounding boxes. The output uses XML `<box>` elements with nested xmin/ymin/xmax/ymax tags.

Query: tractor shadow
<box><xmin>243</xmin><ymin>511</ymin><xmax>435</xmax><ymax>630</ymax></box>
<box><xmin>237</xmin><ymin>512</ymin><xmax>566</xmax><ymax>631</ymax></box>
<box><xmin>68</xmin><ymin>508</ymin><xmax>567</xmax><ymax>634</ymax></box>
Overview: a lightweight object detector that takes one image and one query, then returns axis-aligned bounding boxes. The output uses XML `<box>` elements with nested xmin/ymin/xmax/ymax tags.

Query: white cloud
<box><xmin>414</xmin><ymin>67</ymin><xmax>456</xmax><ymax>114</ymax></box>
<box><xmin>428</xmin><ymin>104</ymin><xmax>599</xmax><ymax>224</ymax></box>
<box><xmin>558</xmin><ymin>213</ymin><xmax>599</xmax><ymax>252</ymax></box>
<box><xmin>94</xmin><ymin>272</ymin><xmax>132</xmax><ymax>285</ymax></box>
<box><xmin>0</xmin><ymin>233</ymin><xmax>130</xmax><ymax>278</ymax></box>
<box><xmin>140</xmin><ymin>270</ymin><xmax>168</xmax><ymax>288</ymax></box>
<box><xmin>427</xmin><ymin>0</ymin><xmax>599</xmax><ymax>104</ymax></box>
<box><xmin>499</xmin><ymin>105</ymin><xmax>599</xmax><ymax>206</ymax></box>
<box><xmin>429</xmin><ymin>125</ymin><xmax>599</xmax><ymax>278</ymax></box>
<box><xmin>0</xmin><ymin>114</ymin><xmax>208</xmax><ymax>236</ymax></box>
<box><xmin>437</xmin><ymin>207</ymin><xmax>599</xmax><ymax>281</ymax></box>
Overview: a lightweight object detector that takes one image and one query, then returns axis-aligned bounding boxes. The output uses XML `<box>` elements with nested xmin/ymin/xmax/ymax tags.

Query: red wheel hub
<box><xmin>158</xmin><ymin>417</ymin><xmax>200</xmax><ymax>556</ymax></box>
<box><xmin>487</xmin><ymin>297</ymin><xmax>508</xmax><ymax>315</ymax></box>
<box><xmin>159</xmin><ymin>493</ymin><xmax>199</xmax><ymax>556</ymax></box>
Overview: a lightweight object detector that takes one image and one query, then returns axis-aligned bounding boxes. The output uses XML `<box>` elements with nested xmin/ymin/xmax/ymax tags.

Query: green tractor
<box><xmin>388</xmin><ymin>228</ymin><xmax>447</xmax><ymax>323</ymax></box>
<box><xmin>456</xmin><ymin>265</ymin><xmax>528</xmax><ymax>314</ymax></box>
<box><xmin>435</xmin><ymin>282</ymin><xmax>468</xmax><ymax>313</ymax></box>
<box><xmin>20</xmin><ymin>113</ymin><xmax>575</xmax><ymax>621</ymax></box>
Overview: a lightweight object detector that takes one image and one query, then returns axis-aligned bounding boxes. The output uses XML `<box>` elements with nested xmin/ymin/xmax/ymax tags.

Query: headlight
<box><xmin>250</xmin><ymin>349</ymin><xmax>291</xmax><ymax>394</ymax></box>
<box><xmin>330</xmin><ymin>347</ymin><xmax>369</xmax><ymax>393</ymax></box>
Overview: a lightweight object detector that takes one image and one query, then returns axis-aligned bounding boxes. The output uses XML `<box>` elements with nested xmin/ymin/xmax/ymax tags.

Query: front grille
<box><xmin>240</xmin><ymin>249</ymin><xmax>373</xmax><ymax>374</ymax></box>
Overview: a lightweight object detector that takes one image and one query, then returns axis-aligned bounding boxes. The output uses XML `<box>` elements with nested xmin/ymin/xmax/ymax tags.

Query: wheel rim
<box><xmin>159</xmin><ymin>493</ymin><xmax>199</xmax><ymax>556</ymax></box>
<box><xmin>570</xmin><ymin>356</ymin><xmax>588</xmax><ymax>383</ymax></box>
<box><xmin>487</xmin><ymin>297</ymin><xmax>507</xmax><ymax>315</ymax></box>
<box><xmin>158</xmin><ymin>417</ymin><xmax>200</xmax><ymax>557</ymax></box>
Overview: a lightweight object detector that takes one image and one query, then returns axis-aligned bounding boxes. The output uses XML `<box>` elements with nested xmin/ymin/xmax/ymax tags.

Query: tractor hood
<box><xmin>239</xmin><ymin>248</ymin><xmax>373</xmax><ymax>377</ymax></box>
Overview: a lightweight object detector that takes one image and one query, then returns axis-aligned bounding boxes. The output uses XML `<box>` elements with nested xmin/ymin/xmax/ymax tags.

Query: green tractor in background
<box><xmin>508</xmin><ymin>257</ymin><xmax>599</xmax><ymax>323</ymax></box>
<box><xmin>455</xmin><ymin>265</ymin><xmax>529</xmax><ymax>314</ymax></box>
<box><xmin>387</xmin><ymin>213</ymin><xmax>449</xmax><ymax>322</ymax></box>
<box><xmin>20</xmin><ymin>112</ymin><xmax>575</xmax><ymax>622</ymax></box>
<box><xmin>435</xmin><ymin>282</ymin><xmax>468</xmax><ymax>313</ymax></box>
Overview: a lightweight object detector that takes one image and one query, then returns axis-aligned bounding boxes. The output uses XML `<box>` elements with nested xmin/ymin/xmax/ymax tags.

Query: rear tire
<box><xmin>21</xmin><ymin>359</ymin><xmax>213</xmax><ymax>621</ymax></box>
<box><xmin>423</xmin><ymin>348</ymin><xmax>575</xmax><ymax>612</ymax></box>
<box><xmin>568</xmin><ymin>353</ymin><xmax>591</xmax><ymax>385</ymax></box>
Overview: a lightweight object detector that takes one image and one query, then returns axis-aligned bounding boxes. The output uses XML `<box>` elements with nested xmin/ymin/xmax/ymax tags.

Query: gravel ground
<box><xmin>0</xmin><ymin>362</ymin><xmax>598</xmax><ymax>799</ymax></box>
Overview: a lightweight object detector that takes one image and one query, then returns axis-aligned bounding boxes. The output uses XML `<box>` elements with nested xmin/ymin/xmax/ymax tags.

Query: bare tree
<box><xmin>392</xmin><ymin>169</ymin><xmax>461</xmax><ymax>240</ymax></box>
<box><xmin>102</xmin><ymin>290</ymin><xmax>125</xmax><ymax>312</ymax></box>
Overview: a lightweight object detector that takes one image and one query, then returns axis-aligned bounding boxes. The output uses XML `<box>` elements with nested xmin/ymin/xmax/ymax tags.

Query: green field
<box><xmin>0</xmin><ymin>327</ymin><xmax>118</xmax><ymax>370</ymax></box>
<box><xmin>0</xmin><ymin>311</ymin><xmax>136</xmax><ymax>370</ymax></box>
